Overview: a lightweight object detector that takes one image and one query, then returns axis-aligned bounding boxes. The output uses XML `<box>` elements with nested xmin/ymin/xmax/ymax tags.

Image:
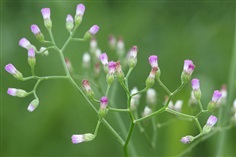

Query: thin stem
<box><xmin>124</xmin><ymin>122</ymin><xmax>135</xmax><ymax>157</ymax></box>
<box><xmin>71</xmin><ymin>38</ymin><xmax>84</xmax><ymax>41</ymax></box>
<box><xmin>125</xmin><ymin>67</ymin><xmax>133</xmax><ymax>90</ymax></box>
<box><xmin>157</xmin><ymin>78</ymin><xmax>171</xmax><ymax>95</ymax></box>
<box><xmin>108</xmin><ymin>107</ymin><xmax>129</xmax><ymax>112</ymax></box>
<box><xmin>48</xmin><ymin>29</ymin><xmax>56</xmax><ymax>45</ymax></box>
<box><xmin>198</xmin><ymin>99</ymin><xmax>204</xmax><ymax>111</ymax></box>
<box><xmin>131</xmin><ymin>87</ymin><xmax>148</xmax><ymax>97</ymax></box>
<box><xmin>94</xmin><ymin>119</ymin><xmax>102</xmax><ymax>137</ymax></box>
<box><xmin>119</xmin><ymin>80</ymin><xmax>130</xmax><ymax>95</ymax></box>
<box><xmin>105</xmin><ymin>84</ymin><xmax>111</xmax><ymax>96</ymax></box>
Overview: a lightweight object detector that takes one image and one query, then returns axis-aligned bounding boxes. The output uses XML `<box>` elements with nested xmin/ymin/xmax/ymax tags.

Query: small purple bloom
<box><xmin>5</xmin><ymin>64</ymin><xmax>17</xmax><ymax>74</ymax></box>
<box><xmin>41</xmin><ymin>8</ymin><xmax>50</xmax><ymax>19</ymax></box>
<box><xmin>183</xmin><ymin>60</ymin><xmax>195</xmax><ymax>74</ymax></box>
<box><xmin>129</xmin><ymin>46</ymin><xmax>138</xmax><ymax>59</ymax></box>
<box><xmin>7</xmin><ymin>88</ymin><xmax>17</xmax><ymax>96</ymax></box>
<box><xmin>206</xmin><ymin>115</ymin><xmax>217</xmax><ymax>127</ymax></box>
<box><xmin>66</xmin><ymin>14</ymin><xmax>73</xmax><ymax>22</ymax></box>
<box><xmin>89</xmin><ymin>25</ymin><xmax>99</xmax><ymax>35</ymax></box>
<box><xmin>71</xmin><ymin>134</ymin><xmax>84</xmax><ymax>144</ymax></box>
<box><xmin>191</xmin><ymin>78</ymin><xmax>200</xmax><ymax>90</ymax></box>
<box><xmin>19</xmin><ymin>38</ymin><xmax>31</xmax><ymax>49</ymax></box>
<box><xmin>108</xmin><ymin>61</ymin><xmax>116</xmax><ymax>74</ymax></box>
<box><xmin>28</xmin><ymin>48</ymin><xmax>35</xmax><ymax>58</ymax></box>
<box><xmin>212</xmin><ymin>90</ymin><xmax>222</xmax><ymax>103</ymax></box>
<box><xmin>99</xmin><ymin>53</ymin><xmax>108</xmax><ymax>65</ymax></box>
<box><xmin>100</xmin><ymin>96</ymin><xmax>108</xmax><ymax>109</ymax></box>
<box><xmin>31</xmin><ymin>24</ymin><xmax>40</xmax><ymax>35</ymax></box>
<box><xmin>180</xmin><ymin>136</ymin><xmax>193</xmax><ymax>144</ymax></box>
<box><xmin>82</xmin><ymin>80</ymin><xmax>91</xmax><ymax>91</ymax></box>
<box><xmin>76</xmin><ymin>4</ymin><xmax>85</xmax><ymax>16</ymax></box>
<box><xmin>149</xmin><ymin>55</ymin><xmax>158</xmax><ymax>68</ymax></box>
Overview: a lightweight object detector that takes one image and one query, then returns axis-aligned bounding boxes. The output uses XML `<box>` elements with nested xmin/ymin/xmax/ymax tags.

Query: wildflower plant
<box><xmin>5</xmin><ymin>3</ymin><xmax>236</xmax><ymax>157</ymax></box>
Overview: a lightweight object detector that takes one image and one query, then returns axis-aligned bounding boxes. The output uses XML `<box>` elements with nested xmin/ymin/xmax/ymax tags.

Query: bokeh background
<box><xmin>1</xmin><ymin>0</ymin><xmax>236</xmax><ymax>157</ymax></box>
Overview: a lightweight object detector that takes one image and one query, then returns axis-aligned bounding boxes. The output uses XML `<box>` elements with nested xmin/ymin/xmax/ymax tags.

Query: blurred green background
<box><xmin>1</xmin><ymin>0</ymin><xmax>236</xmax><ymax>157</ymax></box>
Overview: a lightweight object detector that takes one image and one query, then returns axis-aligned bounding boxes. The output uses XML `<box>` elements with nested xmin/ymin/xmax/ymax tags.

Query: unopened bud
<box><xmin>39</xmin><ymin>47</ymin><xmax>49</xmax><ymax>56</ymax></box>
<box><xmin>116</xmin><ymin>61</ymin><xmax>124</xmax><ymax>81</ymax></box>
<box><xmin>191</xmin><ymin>78</ymin><xmax>201</xmax><ymax>100</ymax></box>
<box><xmin>146</xmin><ymin>67</ymin><xmax>157</xmax><ymax>88</ymax></box>
<box><xmin>5</xmin><ymin>64</ymin><xmax>23</xmax><ymax>80</ymax></box>
<box><xmin>75</xmin><ymin>4</ymin><xmax>85</xmax><ymax>26</ymax></box>
<box><xmin>142</xmin><ymin>106</ymin><xmax>152</xmax><ymax>117</ymax></box>
<box><xmin>66</xmin><ymin>14</ymin><xmax>74</xmax><ymax>32</ymax></box>
<box><xmin>83</xmin><ymin>25</ymin><xmax>100</xmax><ymax>41</ymax></box>
<box><xmin>28</xmin><ymin>48</ymin><xmax>36</xmax><ymax>68</ymax></box>
<box><xmin>207</xmin><ymin>90</ymin><xmax>222</xmax><ymax>111</ymax></box>
<box><xmin>203</xmin><ymin>115</ymin><xmax>217</xmax><ymax>135</ymax></box>
<box><xmin>41</xmin><ymin>8</ymin><xmax>52</xmax><ymax>29</ymax></box>
<box><xmin>128</xmin><ymin>46</ymin><xmax>138</xmax><ymax>68</ymax></box>
<box><xmin>82</xmin><ymin>80</ymin><xmax>94</xmax><ymax>99</ymax></box>
<box><xmin>180</xmin><ymin>135</ymin><xmax>194</xmax><ymax>144</ymax></box>
<box><xmin>27</xmin><ymin>99</ymin><xmax>39</xmax><ymax>112</ymax></box>
<box><xmin>181</xmin><ymin>60</ymin><xmax>195</xmax><ymax>83</ymax></box>
<box><xmin>7</xmin><ymin>88</ymin><xmax>28</xmax><ymax>97</ymax></box>
<box><xmin>98</xmin><ymin>96</ymin><xmax>108</xmax><ymax>119</ymax></box>
<box><xmin>31</xmin><ymin>24</ymin><xmax>44</xmax><ymax>42</ymax></box>
<box><xmin>106</xmin><ymin>61</ymin><xmax>116</xmax><ymax>84</ymax></box>
<box><xmin>71</xmin><ymin>133</ymin><xmax>94</xmax><ymax>144</ymax></box>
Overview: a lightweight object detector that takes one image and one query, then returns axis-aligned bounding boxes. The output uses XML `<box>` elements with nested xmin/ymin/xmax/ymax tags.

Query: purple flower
<box><xmin>7</xmin><ymin>88</ymin><xmax>17</xmax><ymax>96</ymax></box>
<box><xmin>206</xmin><ymin>115</ymin><xmax>217</xmax><ymax>127</ymax></box>
<box><xmin>89</xmin><ymin>25</ymin><xmax>99</xmax><ymax>35</ymax></box>
<box><xmin>129</xmin><ymin>46</ymin><xmax>138</xmax><ymax>59</ymax></box>
<box><xmin>212</xmin><ymin>90</ymin><xmax>222</xmax><ymax>103</ymax></box>
<box><xmin>191</xmin><ymin>78</ymin><xmax>200</xmax><ymax>90</ymax></box>
<box><xmin>183</xmin><ymin>60</ymin><xmax>195</xmax><ymax>74</ymax></box>
<box><xmin>71</xmin><ymin>134</ymin><xmax>84</xmax><ymax>144</ymax></box>
<box><xmin>41</xmin><ymin>8</ymin><xmax>50</xmax><ymax>19</ymax></box>
<box><xmin>19</xmin><ymin>38</ymin><xmax>31</xmax><ymax>49</ymax></box>
<box><xmin>28</xmin><ymin>48</ymin><xmax>35</xmax><ymax>58</ymax></box>
<box><xmin>76</xmin><ymin>4</ymin><xmax>85</xmax><ymax>16</ymax></box>
<box><xmin>100</xmin><ymin>96</ymin><xmax>108</xmax><ymax>109</ymax></box>
<box><xmin>108</xmin><ymin>61</ymin><xmax>116</xmax><ymax>74</ymax></box>
<box><xmin>149</xmin><ymin>55</ymin><xmax>158</xmax><ymax>68</ymax></box>
<box><xmin>66</xmin><ymin>14</ymin><xmax>73</xmax><ymax>22</ymax></box>
<box><xmin>27</xmin><ymin>99</ymin><xmax>39</xmax><ymax>112</ymax></box>
<box><xmin>180</xmin><ymin>135</ymin><xmax>194</xmax><ymax>144</ymax></box>
<box><xmin>99</xmin><ymin>53</ymin><xmax>108</xmax><ymax>65</ymax></box>
<box><xmin>5</xmin><ymin>64</ymin><xmax>17</xmax><ymax>74</ymax></box>
<box><xmin>82</xmin><ymin>80</ymin><xmax>91</xmax><ymax>91</ymax></box>
<box><xmin>31</xmin><ymin>24</ymin><xmax>41</xmax><ymax>35</ymax></box>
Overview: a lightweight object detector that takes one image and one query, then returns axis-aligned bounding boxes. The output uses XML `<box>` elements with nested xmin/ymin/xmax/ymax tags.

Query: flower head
<box><xmin>5</xmin><ymin>64</ymin><xmax>17</xmax><ymax>74</ymax></box>
<box><xmin>66</xmin><ymin>14</ymin><xmax>73</xmax><ymax>22</ymax></box>
<box><xmin>174</xmin><ymin>100</ymin><xmax>183</xmax><ymax>112</ymax></box>
<box><xmin>108</xmin><ymin>61</ymin><xmax>116</xmax><ymax>74</ymax></box>
<box><xmin>100</xmin><ymin>96</ymin><xmax>108</xmax><ymax>109</ymax></box>
<box><xmin>99</xmin><ymin>53</ymin><xmax>108</xmax><ymax>65</ymax></box>
<box><xmin>31</xmin><ymin>24</ymin><xmax>41</xmax><ymax>35</ymax></box>
<box><xmin>180</xmin><ymin>135</ymin><xmax>194</xmax><ymax>144</ymax></box>
<box><xmin>7</xmin><ymin>88</ymin><xmax>17</xmax><ymax>96</ymax></box>
<box><xmin>142</xmin><ymin>106</ymin><xmax>152</xmax><ymax>117</ymax></box>
<box><xmin>89</xmin><ymin>25</ymin><xmax>99</xmax><ymax>35</ymax></box>
<box><xmin>146</xmin><ymin>88</ymin><xmax>156</xmax><ymax>105</ymax></box>
<box><xmin>19</xmin><ymin>38</ymin><xmax>31</xmax><ymax>49</ymax></box>
<box><xmin>28</xmin><ymin>48</ymin><xmax>35</xmax><ymax>58</ymax></box>
<box><xmin>183</xmin><ymin>60</ymin><xmax>195</xmax><ymax>75</ymax></box>
<box><xmin>82</xmin><ymin>80</ymin><xmax>92</xmax><ymax>91</ymax></box>
<box><xmin>76</xmin><ymin>4</ymin><xmax>85</xmax><ymax>16</ymax></box>
<box><xmin>191</xmin><ymin>78</ymin><xmax>200</xmax><ymax>90</ymax></box>
<box><xmin>149</xmin><ymin>55</ymin><xmax>158</xmax><ymax>68</ymax></box>
<box><xmin>41</xmin><ymin>8</ymin><xmax>50</xmax><ymax>19</ymax></box>
<box><xmin>27</xmin><ymin>99</ymin><xmax>39</xmax><ymax>112</ymax></box>
<box><xmin>212</xmin><ymin>90</ymin><xmax>222</xmax><ymax>103</ymax></box>
<box><xmin>129</xmin><ymin>46</ymin><xmax>138</xmax><ymax>59</ymax></box>
<box><xmin>206</xmin><ymin>115</ymin><xmax>218</xmax><ymax>127</ymax></box>
<box><xmin>71</xmin><ymin>134</ymin><xmax>84</xmax><ymax>144</ymax></box>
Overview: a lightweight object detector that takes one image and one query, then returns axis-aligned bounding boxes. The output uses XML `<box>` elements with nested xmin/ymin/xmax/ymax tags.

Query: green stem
<box><xmin>125</xmin><ymin>67</ymin><xmax>133</xmax><ymax>90</ymax></box>
<box><xmin>124</xmin><ymin>122</ymin><xmax>135</xmax><ymax>157</ymax></box>
<box><xmin>157</xmin><ymin>78</ymin><xmax>171</xmax><ymax>95</ymax></box>
<box><xmin>108</xmin><ymin>107</ymin><xmax>129</xmax><ymax>112</ymax></box>
<box><xmin>94</xmin><ymin>119</ymin><xmax>102</xmax><ymax>137</ymax></box>
<box><xmin>131</xmin><ymin>87</ymin><xmax>148</xmax><ymax>97</ymax></box>
<box><xmin>105</xmin><ymin>84</ymin><xmax>111</xmax><ymax>96</ymax></box>
<box><xmin>48</xmin><ymin>29</ymin><xmax>56</xmax><ymax>45</ymax></box>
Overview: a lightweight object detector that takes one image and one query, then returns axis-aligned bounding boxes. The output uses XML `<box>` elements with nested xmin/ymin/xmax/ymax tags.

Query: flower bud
<box><xmin>142</xmin><ymin>106</ymin><xmax>152</xmax><ymax>117</ymax></box>
<box><xmin>19</xmin><ymin>38</ymin><xmax>35</xmax><ymax>50</ymax></box>
<box><xmin>82</xmin><ymin>80</ymin><xmax>94</xmax><ymax>99</ymax></box>
<box><xmin>27</xmin><ymin>99</ymin><xmax>39</xmax><ymax>112</ymax></box>
<box><xmin>203</xmin><ymin>115</ymin><xmax>217</xmax><ymax>135</ymax></box>
<box><xmin>217</xmin><ymin>85</ymin><xmax>227</xmax><ymax>106</ymax></box>
<box><xmin>98</xmin><ymin>96</ymin><xmax>108</xmax><ymax>118</ymax></box>
<box><xmin>117</xmin><ymin>37</ymin><xmax>125</xmax><ymax>58</ymax></box>
<box><xmin>28</xmin><ymin>48</ymin><xmax>36</xmax><ymax>68</ymax></box>
<box><xmin>191</xmin><ymin>78</ymin><xmax>201</xmax><ymax>100</ymax></box>
<box><xmin>41</xmin><ymin>8</ymin><xmax>52</xmax><ymax>29</ymax></box>
<box><xmin>82</xmin><ymin>52</ymin><xmax>91</xmax><ymax>69</ymax></box>
<box><xmin>116</xmin><ymin>61</ymin><xmax>124</xmax><ymax>81</ymax></box>
<box><xmin>146</xmin><ymin>67</ymin><xmax>157</xmax><ymax>89</ymax></box>
<box><xmin>31</xmin><ymin>24</ymin><xmax>44</xmax><ymax>42</ymax></box>
<box><xmin>106</xmin><ymin>61</ymin><xmax>116</xmax><ymax>85</ymax></box>
<box><xmin>207</xmin><ymin>90</ymin><xmax>222</xmax><ymax>111</ymax></box>
<box><xmin>39</xmin><ymin>47</ymin><xmax>49</xmax><ymax>56</ymax></box>
<box><xmin>83</xmin><ymin>25</ymin><xmax>100</xmax><ymax>41</ymax></box>
<box><xmin>174</xmin><ymin>100</ymin><xmax>183</xmax><ymax>112</ymax></box>
<box><xmin>149</xmin><ymin>55</ymin><xmax>158</xmax><ymax>68</ymax></box>
<box><xmin>99</xmin><ymin>53</ymin><xmax>109</xmax><ymax>73</ymax></box>
<box><xmin>146</xmin><ymin>88</ymin><xmax>157</xmax><ymax>105</ymax></box>
<box><xmin>75</xmin><ymin>4</ymin><xmax>85</xmax><ymax>26</ymax></box>
<box><xmin>128</xmin><ymin>46</ymin><xmax>138</xmax><ymax>68</ymax></box>
<box><xmin>71</xmin><ymin>133</ymin><xmax>94</xmax><ymax>144</ymax></box>
<box><xmin>180</xmin><ymin>135</ymin><xmax>194</xmax><ymax>144</ymax></box>
<box><xmin>109</xmin><ymin>35</ymin><xmax>116</xmax><ymax>50</ymax></box>
<box><xmin>181</xmin><ymin>60</ymin><xmax>195</xmax><ymax>83</ymax></box>
<box><xmin>66</xmin><ymin>14</ymin><xmax>74</xmax><ymax>32</ymax></box>
<box><xmin>7</xmin><ymin>88</ymin><xmax>28</xmax><ymax>97</ymax></box>
<box><xmin>5</xmin><ymin>64</ymin><xmax>23</xmax><ymax>80</ymax></box>
<box><xmin>130</xmin><ymin>87</ymin><xmax>141</xmax><ymax>110</ymax></box>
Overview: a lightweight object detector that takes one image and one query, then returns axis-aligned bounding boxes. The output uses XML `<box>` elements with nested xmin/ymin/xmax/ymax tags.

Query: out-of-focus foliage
<box><xmin>2</xmin><ymin>1</ymin><xmax>236</xmax><ymax>156</ymax></box>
